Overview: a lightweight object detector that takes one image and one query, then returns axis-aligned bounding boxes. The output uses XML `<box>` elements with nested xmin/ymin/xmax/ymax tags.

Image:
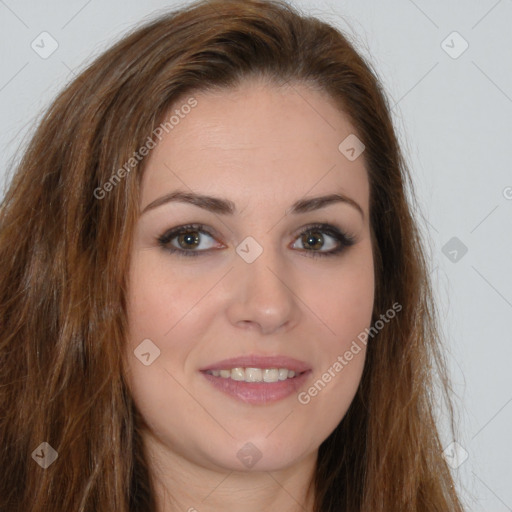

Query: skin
<box><xmin>124</xmin><ymin>78</ymin><xmax>375</xmax><ymax>512</ymax></box>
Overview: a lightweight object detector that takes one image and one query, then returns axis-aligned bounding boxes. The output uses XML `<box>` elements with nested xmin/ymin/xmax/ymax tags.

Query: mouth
<box><xmin>204</xmin><ymin>367</ymin><xmax>303</xmax><ymax>382</ymax></box>
<box><xmin>199</xmin><ymin>356</ymin><xmax>311</xmax><ymax>405</ymax></box>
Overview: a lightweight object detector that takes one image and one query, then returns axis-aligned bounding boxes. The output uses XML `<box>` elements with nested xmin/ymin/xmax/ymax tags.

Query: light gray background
<box><xmin>1</xmin><ymin>0</ymin><xmax>511</xmax><ymax>510</ymax></box>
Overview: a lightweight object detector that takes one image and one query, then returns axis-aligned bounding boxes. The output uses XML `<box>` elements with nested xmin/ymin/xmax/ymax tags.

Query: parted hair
<box><xmin>0</xmin><ymin>0</ymin><xmax>464</xmax><ymax>510</ymax></box>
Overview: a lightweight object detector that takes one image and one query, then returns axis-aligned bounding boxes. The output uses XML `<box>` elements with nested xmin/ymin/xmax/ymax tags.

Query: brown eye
<box><xmin>158</xmin><ymin>222</ymin><xmax>356</xmax><ymax>259</ymax></box>
<box><xmin>176</xmin><ymin>231</ymin><xmax>201</xmax><ymax>249</ymax></box>
<box><xmin>157</xmin><ymin>224</ymin><xmax>220</xmax><ymax>257</ymax></box>
<box><xmin>301</xmin><ymin>231</ymin><xmax>325</xmax><ymax>250</ymax></box>
<box><xmin>290</xmin><ymin>223</ymin><xmax>356</xmax><ymax>258</ymax></box>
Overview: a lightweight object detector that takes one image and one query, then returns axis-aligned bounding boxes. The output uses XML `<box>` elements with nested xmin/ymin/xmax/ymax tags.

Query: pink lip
<box><xmin>199</xmin><ymin>355</ymin><xmax>312</xmax><ymax>405</ymax></box>
<box><xmin>201</xmin><ymin>371</ymin><xmax>311</xmax><ymax>405</ymax></box>
<box><xmin>199</xmin><ymin>355</ymin><xmax>311</xmax><ymax>373</ymax></box>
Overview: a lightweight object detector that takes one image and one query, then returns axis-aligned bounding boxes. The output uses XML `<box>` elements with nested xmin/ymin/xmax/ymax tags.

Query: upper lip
<box><xmin>200</xmin><ymin>355</ymin><xmax>311</xmax><ymax>373</ymax></box>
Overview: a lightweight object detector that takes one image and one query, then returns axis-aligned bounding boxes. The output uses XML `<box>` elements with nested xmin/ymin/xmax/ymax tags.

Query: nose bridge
<box><xmin>225</xmin><ymin>232</ymin><xmax>299</xmax><ymax>333</ymax></box>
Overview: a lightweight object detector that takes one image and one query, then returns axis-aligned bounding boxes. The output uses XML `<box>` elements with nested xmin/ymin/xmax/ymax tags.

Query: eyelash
<box><xmin>156</xmin><ymin>222</ymin><xmax>357</xmax><ymax>259</ymax></box>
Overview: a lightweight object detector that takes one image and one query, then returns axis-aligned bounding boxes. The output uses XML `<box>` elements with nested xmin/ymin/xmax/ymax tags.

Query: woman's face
<box><xmin>124</xmin><ymin>79</ymin><xmax>374</xmax><ymax>474</ymax></box>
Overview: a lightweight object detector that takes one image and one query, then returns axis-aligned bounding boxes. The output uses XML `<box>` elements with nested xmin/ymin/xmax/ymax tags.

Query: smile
<box><xmin>201</xmin><ymin>370</ymin><xmax>311</xmax><ymax>404</ymax></box>
<box><xmin>204</xmin><ymin>367</ymin><xmax>299</xmax><ymax>383</ymax></box>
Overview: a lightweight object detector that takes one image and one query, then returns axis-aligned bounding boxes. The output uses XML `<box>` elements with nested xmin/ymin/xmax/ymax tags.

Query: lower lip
<box><xmin>201</xmin><ymin>371</ymin><xmax>311</xmax><ymax>405</ymax></box>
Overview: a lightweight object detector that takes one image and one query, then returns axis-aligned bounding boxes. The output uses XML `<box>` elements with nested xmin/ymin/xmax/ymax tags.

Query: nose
<box><xmin>225</xmin><ymin>243</ymin><xmax>300</xmax><ymax>336</ymax></box>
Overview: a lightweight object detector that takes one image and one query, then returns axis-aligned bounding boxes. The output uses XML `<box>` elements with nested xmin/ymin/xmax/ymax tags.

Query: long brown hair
<box><xmin>0</xmin><ymin>0</ymin><xmax>464</xmax><ymax>510</ymax></box>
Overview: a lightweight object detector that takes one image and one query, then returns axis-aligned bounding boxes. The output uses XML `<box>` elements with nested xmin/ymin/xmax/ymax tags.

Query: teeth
<box><xmin>263</xmin><ymin>368</ymin><xmax>279</xmax><ymax>382</ymax></box>
<box><xmin>231</xmin><ymin>368</ymin><xmax>245</xmax><ymax>381</ymax></box>
<box><xmin>245</xmin><ymin>368</ymin><xmax>262</xmax><ymax>382</ymax></box>
<box><xmin>278</xmin><ymin>368</ymin><xmax>289</xmax><ymax>380</ymax></box>
<box><xmin>207</xmin><ymin>367</ymin><xmax>299</xmax><ymax>383</ymax></box>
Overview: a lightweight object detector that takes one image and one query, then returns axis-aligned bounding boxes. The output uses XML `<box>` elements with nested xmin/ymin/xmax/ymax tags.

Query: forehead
<box><xmin>141</xmin><ymin>80</ymin><xmax>369</xmax><ymax>216</ymax></box>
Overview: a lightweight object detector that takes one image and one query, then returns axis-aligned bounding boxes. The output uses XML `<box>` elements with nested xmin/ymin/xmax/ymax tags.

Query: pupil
<box><xmin>304</xmin><ymin>232</ymin><xmax>323</xmax><ymax>250</ymax></box>
<box><xmin>179</xmin><ymin>231</ymin><xmax>199</xmax><ymax>248</ymax></box>
<box><xmin>176</xmin><ymin>231</ymin><xmax>325</xmax><ymax>250</ymax></box>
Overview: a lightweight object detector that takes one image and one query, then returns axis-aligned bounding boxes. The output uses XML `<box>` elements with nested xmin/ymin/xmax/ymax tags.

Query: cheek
<box><xmin>295</xmin><ymin>288</ymin><xmax>371</xmax><ymax>437</ymax></box>
<box><xmin>123</xmin><ymin>252</ymin><xmax>209</xmax><ymax>413</ymax></box>
<box><xmin>301</xmin><ymin>240</ymin><xmax>375</xmax><ymax>348</ymax></box>
<box><xmin>293</xmin><ymin>244</ymin><xmax>373</xmax><ymax>420</ymax></box>
<box><xmin>326</xmin><ymin>273</ymin><xmax>374</xmax><ymax>348</ymax></box>
<box><xmin>123</xmin><ymin>253</ymin><xmax>210</xmax><ymax>439</ymax></box>
<box><xmin>126</xmin><ymin>251</ymin><xmax>214</xmax><ymax>347</ymax></box>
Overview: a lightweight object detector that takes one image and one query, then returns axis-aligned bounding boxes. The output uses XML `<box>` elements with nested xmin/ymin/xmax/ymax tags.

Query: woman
<box><xmin>0</xmin><ymin>0</ymin><xmax>465</xmax><ymax>510</ymax></box>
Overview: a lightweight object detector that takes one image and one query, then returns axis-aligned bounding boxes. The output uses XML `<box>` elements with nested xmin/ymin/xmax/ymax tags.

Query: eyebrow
<box><xmin>141</xmin><ymin>190</ymin><xmax>364</xmax><ymax>219</ymax></box>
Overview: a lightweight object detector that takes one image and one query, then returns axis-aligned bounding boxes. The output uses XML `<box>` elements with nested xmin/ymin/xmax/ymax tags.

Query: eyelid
<box><xmin>289</xmin><ymin>222</ymin><xmax>356</xmax><ymax>243</ymax></box>
<box><xmin>157</xmin><ymin>222</ymin><xmax>357</xmax><ymax>258</ymax></box>
<box><xmin>157</xmin><ymin>223</ymin><xmax>224</xmax><ymax>253</ymax></box>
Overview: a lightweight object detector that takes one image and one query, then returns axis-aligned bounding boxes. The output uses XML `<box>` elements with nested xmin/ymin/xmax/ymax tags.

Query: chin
<box><xmin>198</xmin><ymin>435</ymin><xmax>315</xmax><ymax>473</ymax></box>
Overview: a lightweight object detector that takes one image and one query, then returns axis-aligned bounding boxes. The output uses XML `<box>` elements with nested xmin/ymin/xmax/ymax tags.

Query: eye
<box><xmin>157</xmin><ymin>222</ymin><xmax>356</xmax><ymax>258</ymax></box>
<box><xmin>157</xmin><ymin>224</ymin><xmax>221</xmax><ymax>257</ymax></box>
<box><xmin>290</xmin><ymin>223</ymin><xmax>356</xmax><ymax>258</ymax></box>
